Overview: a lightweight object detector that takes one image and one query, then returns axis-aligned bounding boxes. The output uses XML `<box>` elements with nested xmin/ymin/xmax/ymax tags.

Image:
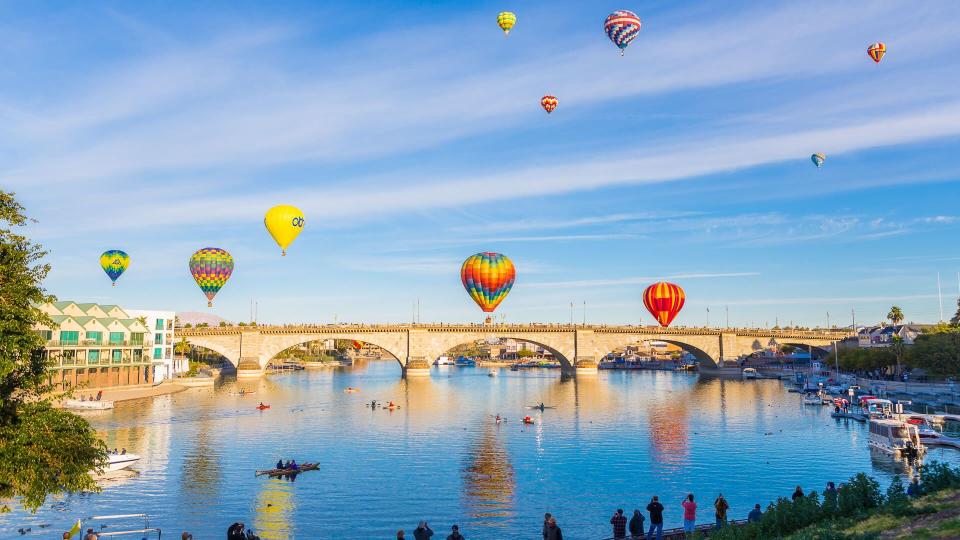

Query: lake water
<box><xmin>5</xmin><ymin>362</ymin><xmax>960</xmax><ymax>540</ymax></box>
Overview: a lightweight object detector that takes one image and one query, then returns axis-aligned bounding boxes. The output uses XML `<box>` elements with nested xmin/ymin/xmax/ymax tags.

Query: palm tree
<box><xmin>890</xmin><ymin>335</ymin><xmax>905</xmax><ymax>376</ymax></box>
<box><xmin>887</xmin><ymin>306</ymin><xmax>904</xmax><ymax>326</ymax></box>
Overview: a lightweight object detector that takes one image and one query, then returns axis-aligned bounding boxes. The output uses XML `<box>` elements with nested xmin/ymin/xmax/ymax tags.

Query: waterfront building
<box><xmin>35</xmin><ymin>301</ymin><xmax>159</xmax><ymax>389</ymax></box>
<box><xmin>857</xmin><ymin>324</ymin><xmax>926</xmax><ymax>348</ymax></box>
<box><xmin>126</xmin><ymin>309</ymin><xmax>181</xmax><ymax>381</ymax></box>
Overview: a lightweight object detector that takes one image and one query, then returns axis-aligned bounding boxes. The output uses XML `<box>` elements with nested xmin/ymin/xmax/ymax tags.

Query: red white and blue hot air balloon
<box><xmin>604</xmin><ymin>10</ymin><xmax>642</xmax><ymax>56</ymax></box>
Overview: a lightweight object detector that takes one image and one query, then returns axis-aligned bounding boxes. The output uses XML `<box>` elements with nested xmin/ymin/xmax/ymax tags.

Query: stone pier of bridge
<box><xmin>178</xmin><ymin>324</ymin><xmax>848</xmax><ymax>379</ymax></box>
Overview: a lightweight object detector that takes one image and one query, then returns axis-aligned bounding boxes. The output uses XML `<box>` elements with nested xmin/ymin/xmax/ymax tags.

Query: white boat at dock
<box><xmin>802</xmin><ymin>393</ymin><xmax>823</xmax><ymax>405</ymax></box>
<box><xmin>742</xmin><ymin>368</ymin><xmax>758</xmax><ymax>379</ymax></box>
<box><xmin>64</xmin><ymin>398</ymin><xmax>114</xmax><ymax>410</ymax></box>
<box><xmin>868</xmin><ymin>418</ymin><xmax>924</xmax><ymax>458</ymax></box>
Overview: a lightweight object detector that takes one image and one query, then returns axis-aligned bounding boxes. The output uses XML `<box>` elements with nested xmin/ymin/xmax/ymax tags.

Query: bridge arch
<box><xmin>182</xmin><ymin>336</ymin><xmax>241</xmax><ymax>368</ymax></box>
<box><xmin>426</xmin><ymin>335</ymin><xmax>574</xmax><ymax>372</ymax></box>
<box><xmin>263</xmin><ymin>337</ymin><xmax>405</xmax><ymax>371</ymax></box>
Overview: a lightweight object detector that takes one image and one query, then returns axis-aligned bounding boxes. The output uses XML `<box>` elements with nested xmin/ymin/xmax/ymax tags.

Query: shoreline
<box><xmin>56</xmin><ymin>381</ymin><xmax>189</xmax><ymax>407</ymax></box>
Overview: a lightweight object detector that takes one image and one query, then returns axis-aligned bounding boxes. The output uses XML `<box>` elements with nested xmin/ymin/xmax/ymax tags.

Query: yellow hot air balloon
<box><xmin>264</xmin><ymin>205</ymin><xmax>305</xmax><ymax>256</ymax></box>
<box><xmin>497</xmin><ymin>12</ymin><xmax>516</xmax><ymax>36</ymax></box>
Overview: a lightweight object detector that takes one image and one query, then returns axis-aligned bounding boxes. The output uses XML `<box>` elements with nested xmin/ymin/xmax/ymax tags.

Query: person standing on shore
<box><xmin>646</xmin><ymin>496</ymin><xmax>664</xmax><ymax>540</ymax></box>
<box><xmin>542</xmin><ymin>512</ymin><xmax>552</xmax><ymax>539</ymax></box>
<box><xmin>748</xmin><ymin>504</ymin><xmax>763</xmax><ymax>522</ymax></box>
<box><xmin>397</xmin><ymin>530</ymin><xmax>405</xmax><ymax>539</ymax></box>
<box><xmin>714</xmin><ymin>494</ymin><xmax>729</xmax><ymax>529</ymax></box>
<box><xmin>413</xmin><ymin>521</ymin><xmax>433</xmax><ymax>540</ymax></box>
<box><xmin>681</xmin><ymin>494</ymin><xmax>697</xmax><ymax>535</ymax></box>
<box><xmin>446</xmin><ymin>524</ymin><xmax>464</xmax><ymax>540</ymax></box>
<box><xmin>544</xmin><ymin>517</ymin><xmax>562</xmax><ymax>540</ymax></box>
<box><xmin>628</xmin><ymin>509</ymin><xmax>645</xmax><ymax>538</ymax></box>
<box><xmin>792</xmin><ymin>486</ymin><xmax>804</xmax><ymax>501</ymax></box>
<box><xmin>610</xmin><ymin>508</ymin><xmax>627</xmax><ymax>539</ymax></box>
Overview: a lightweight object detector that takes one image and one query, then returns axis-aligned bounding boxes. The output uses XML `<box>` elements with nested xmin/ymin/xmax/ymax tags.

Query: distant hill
<box><xmin>178</xmin><ymin>312</ymin><xmax>231</xmax><ymax>327</ymax></box>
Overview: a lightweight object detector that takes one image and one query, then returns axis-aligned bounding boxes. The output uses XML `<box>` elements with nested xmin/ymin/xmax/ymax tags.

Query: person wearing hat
<box><xmin>446</xmin><ymin>524</ymin><xmax>464</xmax><ymax>540</ymax></box>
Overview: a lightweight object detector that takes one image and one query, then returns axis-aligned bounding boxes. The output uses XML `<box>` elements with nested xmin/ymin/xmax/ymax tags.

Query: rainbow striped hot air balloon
<box><xmin>867</xmin><ymin>42</ymin><xmax>886</xmax><ymax>63</ymax></box>
<box><xmin>497</xmin><ymin>12</ymin><xmax>516</xmax><ymax>36</ymax></box>
<box><xmin>461</xmin><ymin>252</ymin><xmax>516</xmax><ymax>313</ymax></box>
<box><xmin>811</xmin><ymin>153</ymin><xmax>825</xmax><ymax>168</ymax></box>
<box><xmin>541</xmin><ymin>95</ymin><xmax>558</xmax><ymax>114</ymax></box>
<box><xmin>99</xmin><ymin>250</ymin><xmax>129</xmax><ymax>286</ymax></box>
<box><xmin>604</xmin><ymin>10</ymin><xmax>642</xmax><ymax>56</ymax></box>
<box><xmin>189</xmin><ymin>247</ymin><xmax>234</xmax><ymax>307</ymax></box>
<box><xmin>643</xmin><ymin>281</ymin><xmax>685</xmax><ymax>327</ymax></box>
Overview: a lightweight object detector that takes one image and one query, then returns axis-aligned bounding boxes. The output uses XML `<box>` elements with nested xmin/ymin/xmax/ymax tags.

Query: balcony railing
<box><xmin>45</xmin><ymin>340</ymin><xmax>152</xmax><ymax>348</ymax></box>
<box><xmin>49</xmin><ymin>356</ymin><xmax>151</xmax><ymax>368</ymax></box>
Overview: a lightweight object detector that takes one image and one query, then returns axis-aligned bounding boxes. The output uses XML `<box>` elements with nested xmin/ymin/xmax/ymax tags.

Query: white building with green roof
<box><xmin>35</xmin><ymin>301</ymin><xmax>166</xmax><ymax>390</ymax></box>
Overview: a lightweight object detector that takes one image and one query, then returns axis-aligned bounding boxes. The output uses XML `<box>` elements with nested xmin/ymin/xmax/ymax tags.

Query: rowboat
<box><xmin>255</xmin><ymin>463</ymin><xmax>319</xmax><ymax>477</ymax></box>
<box><xmin>64</xmin><ymin>398</ymin><xmax>114</xmax><ymax>410</ymax></box>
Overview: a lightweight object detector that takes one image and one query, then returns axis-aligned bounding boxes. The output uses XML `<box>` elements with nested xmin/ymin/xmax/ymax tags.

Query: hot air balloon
<box><xmin>189</xmin><ymin>247</ymin><xmax>234</xmax><ymax>307</ymax></box>
<box><xmin>497</xmin><ymin>12</ymin><xmax>516</xmax><ymax>36</ymax></box>
<box><xmin>811</xmin><ymin>153</ymin><xmax>825</xmax><ymax>168</ymax></box>
<box><xmin>643</xmin><ymin>281</ymin><xmax>685</xmax><ymax>327</ymax></box>
<box><xmin>867</xmin><ymin>42</ymin><xmax>886</xmax><ymax>63</ymax></box>
<box><xmin>540</xmin><ymin>95</ymin><xmax>558</xmax><ymax>114</ymax></box>
<box><xmin>604</xmin><ymin>10</ymin><xmax>641</xmax><ymax>56</ymax></box>
<box><xmin>352</xmin><ymin>340</ymin><xmax>364</xmax><ymax>351</ymax></box>
<box><xmin>99</xmin><ymin>250</ymin><xmax>129</xmax><ymax>286</ymax></box>
<box><xmin>461</xmin><ymin>252</ymin><xmax>516</xmax><ymax>313</ymax></box>
<box><xmin>264</xmin><ymin>205</ymin><xmax>305</xmax><ymax>256</ymax></box>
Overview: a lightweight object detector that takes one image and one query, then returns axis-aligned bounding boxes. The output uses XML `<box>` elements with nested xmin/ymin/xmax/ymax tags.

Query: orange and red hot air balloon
<box><xmin>352</xmin><ymin>340</ymin><xmax>364</xmax><ymax>351</ymax></box>
<box><xmin>643</xmin><ymin>282</ymin><xmax>685</xmax><ymax>327</ymax></box>
<box><xmin>867</xmin><ymin>42</ymin><xmax>886</xmax><ymax>63</ymax></box>
<box><xmin>461</xmin><ymin>252</ymin><xmax>516</xmax><ymax>313</ymax></box>
<box><xmin>541</xmin><ymin>95</ymin><xmax>558</xmax><ymax>114</ymax></box>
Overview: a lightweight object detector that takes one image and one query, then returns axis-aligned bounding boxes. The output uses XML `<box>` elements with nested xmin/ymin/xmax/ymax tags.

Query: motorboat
<box><xmin>487</xmin><ymin>369</ymin><xmax>498</xmax><ymax>377</ymax></box>
<box><xmin>868</xmin><ymin>418</ymin><xmax>925</xmax><ymax>458</ymax></box>
<box><xmin>64</xmin><ymin>398</ymin><xmax>114</xmax><ymax>410</ymax></box>
<box><xmin>435</xmin><ymin>356</ymin><xmax>455</xmax><ymax>366</ymax></box>
<box><xmin>105</xmin><ymin>452</ymin><xmax>141</xmax><ymax>472</ymax></box>
<box><xmin>802</xmin><ymin>393</ymin><xmax>823</xmax><ymax>405</ymax></box>
<box><xmin>742</xmin><ymin>368</ymin><xmax>758</xmax><ymax>379</ymax></box>
<box><xmin>863</xmin><ymin>398</ymin><xmax>894</xmax><ymax>419</ymax></box>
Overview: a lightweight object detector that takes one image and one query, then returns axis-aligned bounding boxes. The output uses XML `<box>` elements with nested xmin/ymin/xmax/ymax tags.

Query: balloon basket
<box><xmin>112</xmin><ymin>282</ymin><xmax>116</xmax><ymax>287</ymax></box>
<box><xmin>207</xmin><ymin>301</ymin><xmax>213</xmax><ymax>308</ymax></box>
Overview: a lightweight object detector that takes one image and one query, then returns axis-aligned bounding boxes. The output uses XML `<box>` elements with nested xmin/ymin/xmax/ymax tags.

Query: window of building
<box><xmin>109</xmin><ymin>332</ymin><xmax>124</xmax><ymax>345</ymax></box>
<box><xmin>130</xmin><ymin>333</ymin><xmax>144</xmax><ymax>346</ymax></box>
<box><xmin>155</xmin><ymin>333</ymin><xmax>163</xmax><ymax>344</ymax></box>
<box><xmin>156</xmin><ymin>319</ymin><xmax>164</xmax><ymax>330</ymax></box>
<box><xmin>153</xmin><ymin>347</ymin><xmax>163</xmax><ymax>360</ymax></box>
<box><xmin>88</xmin><ymin>350</ymin><xmax>100</xmax><ymax>362</ymax></box>
<box><xmin>86</xmin><ymin>331</ymin><xmax>102</xmax><ymax>344</ymax></box>
<box><xmin>59</xmin><ymin>331</ymin><xmax>79</xmax><ymax>345</ymax></box>
<box><xmin>37</xmin><ymin>329</ymin><xmax>53</xmax><ymax>340</ymax></box>
<box><xmin>112</xmin><ymin>349</ymin><xmax>122</xmax><ymax>363</ymax></box>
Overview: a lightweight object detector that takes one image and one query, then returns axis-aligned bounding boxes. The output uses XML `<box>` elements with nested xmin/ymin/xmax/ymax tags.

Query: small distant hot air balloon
<box><xmin>461</xmin><ymin>252</ymin><xmax>516</xmax><ymax>313</ymax></box>
<box><xmin>99</xmin><ymin>250</ymin><xmax>129</xmax><ymax>286</ymax></box>
<box><xmin>189</xmin><ymin>247</ymin><xmax>234</xmax><ymax>307</ymax></box>
<box><xmin>541</xmin><ymin>95</ymin><xmax>558</xmax><ymax>114</ymax></box>
<box><xmin>867</xmin><ymin>42</ymin><xmax>886</xmax><ymax>63</ymax></box>
<box><xmin>352</xmin><ymin>340</ymin><xmax>364</xmax><ymax>351</ymax></box>
<box><xmin>643</xmin><ymin>282</ymin><xmax>685</xmax><ymax>327</ymax></box>
<box><xmin>264</xmin><ymin>205</ymin><xmax>305</xmax><ymax>256</ymax></box>
<box><xmin>811</xmin><ymin>153</ymin><xmax>825</xmax><ymax>168</ymax></box>
<box><xmin>604</xmin><ymin>10</ymin><xmax>641</xmax><ymax>56</ymax></box>
<box><xmin>497</xmin><ymin>12</ymin><xmax>516</xmax><ymax>36</ymax></box>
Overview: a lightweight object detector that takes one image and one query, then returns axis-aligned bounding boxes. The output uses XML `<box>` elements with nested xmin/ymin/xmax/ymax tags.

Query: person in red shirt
<box><xmin>681</xmin><ymin>494</ymin><xmax>697</xmax><ymax>534</ymax></box>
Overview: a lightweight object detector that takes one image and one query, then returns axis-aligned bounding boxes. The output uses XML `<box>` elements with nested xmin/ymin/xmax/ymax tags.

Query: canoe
<box><xmin>255</xmin><ymin>463</ymin><xmax>319</xmax><ymax>477</ymax></box>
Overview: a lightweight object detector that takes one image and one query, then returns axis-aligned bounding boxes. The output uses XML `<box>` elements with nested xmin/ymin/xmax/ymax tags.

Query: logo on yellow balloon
<box><xmin>264</xmin><ymin>205</ymin><xmax>305</xmax><ymax>256</ymax></box>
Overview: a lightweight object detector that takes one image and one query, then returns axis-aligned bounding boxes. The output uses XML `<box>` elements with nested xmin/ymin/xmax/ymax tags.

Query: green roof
<box><xmin>51</xmin><ymin>301</ymin><xmax>77</xmax><ymax>310</ymax></box>
<box><xmin>72</xmin><ymin>316</ymin><xmax>94</xmax><ymax>325</ymax></box>
<box><xmin>50</xmin><ymin>315</ymin><xmax>72</xmax><ymax>324</ymax></box>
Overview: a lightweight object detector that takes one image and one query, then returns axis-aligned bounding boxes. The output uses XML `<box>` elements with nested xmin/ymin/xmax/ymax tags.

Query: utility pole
<box><xmin>725</xmin><ymin>305</ymin><xmax>730</xmax><ymax>328</ymax></box>
<box><xmin>826</xmin><ymin>311</ymin><xmax>830</xmax><ymax>330</ymax></box>
<box><xmin>570</xmin><ymin>302</ymin><xmax>574</xmax><ymax>325</ymax></box>
<box><xmin>939</xmin><ymin>272</ymin><xmax>945</xmax><ymax>322</ymax></box>
<box><xmin>583</xmin><ymin>301</ymin><xmax>586</xmax><ymax>325</ymax></box>
<box><xmin>706</xmin><ymin>307</ymin><xmax>710</xmax><ymax>327</ymax></box>
<box><xmin>417</xmin><ymin>298</ymin><xmax>421</xmax><ymax>324</ymax></box>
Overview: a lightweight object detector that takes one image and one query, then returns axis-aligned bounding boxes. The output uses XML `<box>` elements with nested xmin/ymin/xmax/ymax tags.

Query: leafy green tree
<box><xmin>909</xmin><ymin>325</ymin><xmax>960</xmax><ymax>376</ymax></box>
<box><xmin>0</xmin><ymin>191</ymin><xmax>105</xmax><ymax>512</ymax></box>
<box><xmin>951</xmin><ymin>298</ymin><xmax>960</xmax><ymax>327</ymax></box>
<box><xmin>890</xmin><ymin>335</ymin><xmax>906</xmax><ymax>375</ymax></box>
<box><xmin>887</xmin><ymin>306</ymin><xmax>904</xmax><ymax>325</ymax></box>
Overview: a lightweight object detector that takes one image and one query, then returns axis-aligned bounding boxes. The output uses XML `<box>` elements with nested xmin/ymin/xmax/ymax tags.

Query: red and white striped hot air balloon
<box><xmin>643</xmin><ymin>282</ymin><xmax>685</xmax><ymax>327</ymax></box>
<box><xmin>540</xmin><ymin>95</ymin><xmax>558</xmax><ymax>114</ymax></box>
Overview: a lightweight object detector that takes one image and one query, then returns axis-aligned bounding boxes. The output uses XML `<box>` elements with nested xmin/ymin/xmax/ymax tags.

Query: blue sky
<box><xmin>4</xmin><ymin>0</ymin><xmax>960</xmax><ymax>327</ymax></box>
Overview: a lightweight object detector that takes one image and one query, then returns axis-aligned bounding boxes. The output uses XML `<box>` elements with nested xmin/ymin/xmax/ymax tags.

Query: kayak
<box><xmin>526</xmin><ymin>405</ymin><xmax>556</xmax><ymax>410</ymax></box>
<box><xmin>255</xmin><ymin>463</ymin><xmax>319</xmax><ymax>477</ymax></box>
<box><xmin>231</xmin><ymin>391</ymin><xmax>256</xmax><ymax>396</ymax></box>
<box><xmin>256</xmin><ymin>405</ymin><xmax>271</xmax><ymax>410</ymax></box>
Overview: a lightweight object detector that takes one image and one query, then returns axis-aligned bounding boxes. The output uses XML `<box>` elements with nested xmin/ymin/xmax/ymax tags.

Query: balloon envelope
<box><xmin>604</xmin><ymin>10</ymin><xmax>641</xmax><ymax>55</ymax></box>
<box><xmin>497</xmin><ymin>12</ymin><xmax>516</xmax><ymax>35</ymax></box>
<box><xmin>352</xmin><ymin>340</ymin><xmax>364</xmax><ymax>351</ymax></box>
<box><xmin>811</xmin><ymin>153</ymin><xmax>825</xmax><ymax>168</ymax></box>
<box><xmin>867</xmin><ymin>42</ymin><xmax>886</xmax><ymax>63</ymax></box>
<box><xmin>461</xmin><ymin>252</ymin><xmax>516</xmax><ymax>313</ymax></box>
<box><xmin>541</xmin><ymin>95</ymin><xmax>558</xmax><ymax>114</ymax></box>
<box><xmin>189</xmin><ymin>247</ymin><xmax>234</xmax><ymax>307</ymax></box>
<box><xmin>264</xmin><ymin>205</ymin><xmax>305</xmax><ymax>256</ymax></box>
<box><xmin>100</xmin><ymin>250</ymin><xmax>129</xmax><ymax>286</ymax></box>
<box><xmin>643</xmin><ymin>282</ymin><xmax>685</xmax><ymax>327</ymax></box>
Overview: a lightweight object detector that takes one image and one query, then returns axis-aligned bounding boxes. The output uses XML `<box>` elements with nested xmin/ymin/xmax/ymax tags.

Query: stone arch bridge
<box><xmin>179</xmin><ymin>324</ymin><xmax>849</xmax><ymax>378</ymax></box>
